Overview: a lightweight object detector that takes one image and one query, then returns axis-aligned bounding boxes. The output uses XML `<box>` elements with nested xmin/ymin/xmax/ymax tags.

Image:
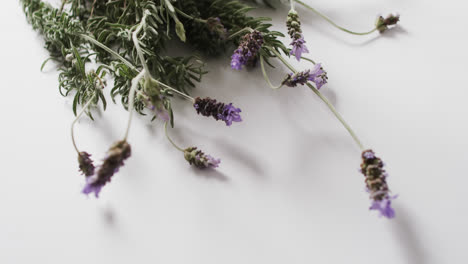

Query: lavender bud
<box><xmin>282</xmin><ymin>63</ymin><xmax>328</xmax><ymax>89</ymax></box>
<box><xmin>78</xmin><ymin>152</ymin><xmax>95</xmax><ymax>177</ymax></box>
<box><xmin>83</xmin><ymin>140</ymin><xmax>132</xmax><ymax>197</ymax></box>
<box><xmin>360</xmin><ymin>149</ymin><xmax>396</xmax><ymax>219</ymax></box>
<box><xmin>194</xmin><ymin>97</ymin><xmax>242</xmax><ymax>126</ymax></box>
<box><xmin>184</xmin><ymin>147</ymin><xmax>220</xmax><ymax>169</ymax></box>
<box><xmin>230</xmin><ymin>30</ymin><xmax>264</xmax><ymax>70</ymax></box>
<box><xmin>375</xmin><ymin>13</ymin><xmax>400</xmax><ymax>33</ymax></box>
<box><xmin>287</xmin><ymin>10</ymin><xmax>309</xmax><ymax>61</ymax></box>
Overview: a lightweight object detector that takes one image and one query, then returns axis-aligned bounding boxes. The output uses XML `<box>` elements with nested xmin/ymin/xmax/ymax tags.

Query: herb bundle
<box><xmin>21</xmin><ymin>0</ymin><xmax>400</xmax><ymax>218</ymax></box>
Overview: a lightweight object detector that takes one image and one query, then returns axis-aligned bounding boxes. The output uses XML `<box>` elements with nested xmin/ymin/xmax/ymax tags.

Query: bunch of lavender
<box><xmin>22</xmin><ymin>0</ymin><xmax>400</xmax><ymax>218</ymax></box>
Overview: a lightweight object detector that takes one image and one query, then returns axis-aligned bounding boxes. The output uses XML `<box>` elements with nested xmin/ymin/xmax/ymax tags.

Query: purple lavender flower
<box><xmin>230</xmin><ymin>30</ymin><xmax>264</xmax><ymax>70</ymax></box>
<box><xmin>282</xmin><ymin>63</ymin><xmax>328</xmax><ymax>89</ymax></box>
<box><xmin>290</xmin><ymin>36</ymin><xmax>309</xmax><ymax>61</ymax></box>
<box><xmin>184</xmin><ymin>147</ymin><xmax>221</xmax><ymax>169</ymax></box>
<box><xmin>360</xmin><ymin>149</ymin><xmax>396</xmax><ymax>219</ymax></box>
<box><xmin>83</xmin><ymin>140</ymin><xmax>131</xmax><ymax>198</ymax></box>
<box><xmin>78</xmin><ymin>151</ymin><xmax>95</xmax><ymax>177</ymax></box>
<box><xmin>194</xmin><ymin>97</ymin><xmax>242</xmax><ymax>126</ymax></box>
<box><xmin>287</xmin><ymin>10</ymin><xmax>309</xmax><ymax>61</ymax></box>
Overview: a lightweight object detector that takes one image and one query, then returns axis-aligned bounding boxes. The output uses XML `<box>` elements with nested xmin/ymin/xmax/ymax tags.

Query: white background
<box><xmin>1</xmin><ymin>0</ymin><xmax>467</xmax><ymax>263</ymax></box>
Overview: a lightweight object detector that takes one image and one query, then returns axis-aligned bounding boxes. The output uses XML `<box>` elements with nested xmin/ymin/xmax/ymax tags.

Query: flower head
<box><xmin>206</xmin><ymin>17</ymin><xmax>227</xmax><ymax>40</ymax></box>
<box><xmin>287</xmin><ymin>10</ymin><xmax>309</xmax><ymax>61</ymax></box>
<box><xmin>194</xmin><ymin>97</ymin><xmax>242</xmax><ymax>126</ymax></box>
<box><xmin>230</xmin><ymin>30</ymin><xmax>264</xmax><ymax>70</ymax></box>
<box><xmin>78</xmin><ymin>152</ymin><xmax>95</xmax><ymax>177</ymax></box>
<box><xmin>184</xmin><ymin>147</ymin><xmax>221</xmax><ymax>169</ymax></box>
<box><xmin>282</xmin><ymin>63</ymin><xmax>328</xmax><ymax>89</ymax></box>
<box><xmin>83</xmin><ymin>140</ymin><xmax>132</xmax><ymax>198</ymax></box>
<box><xmin>360</xmin><ymin>149</ymin><xmax>396</xmax><ymax>219</ymax></box>
<box><xmin>375</xmin><ymin>13</ymin><xmax>400</xmax><ymax>33</ymax></box>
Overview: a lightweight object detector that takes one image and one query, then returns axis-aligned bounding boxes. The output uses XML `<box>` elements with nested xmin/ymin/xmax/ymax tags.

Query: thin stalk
<box><xmin>289</xmin><ymin>0</ymin><xmax>295</xmax><ymax>11</ymax></box>
<box><xmin>80</xmin><ymin>34</ymin><xmax>136</xmax><ymax>71</ymax></box>
<box><xmin>260</xmin><ymin>55</ymin><xmax>283</xmax><ymax>89</ymax></box>
<box><xmin>294</xmin><ymin>0</ymin><xmax>377</xmax><ymax>36</ymax></box>
<box><xmin>132</xmin><ymin>10</ymin><xmax>152</xmax><ymax>81</ymax></box>
<box><xmin>157</xmin><ymin>82</ymin><xmax>195</xmax><ymax>102</ymax></box>
<box><xmin>174</xmin><ymin>8</ymin><xmax>207</xmax><ymax>23</ymax></box>
<box><xmin>228</xmin><ymin>27</ymin><xmax>253</xmax><ymax>40</ymax></box>
<box><xmin>164</xmin><ymin>122</ymin><xmax>184</xmax><ymax>152</ymax></box>
<box><xmin>301</xmin><ymin>56</ymin><xmax>316</xmax><ymax>65</ymax></box>
<box><xmin>269</xmin><ymin>48</ymin><xmax>365</xmax><ymax>150</ymax></box>
<box><xmin>71</xmin><ymin>94</ymin><xmax>97</xmax><ymax>154</ymax></box>
<box><xmin>123</xmin><ymin>70</ymin><xmax>146</xmax><ymax>141</ymax></box>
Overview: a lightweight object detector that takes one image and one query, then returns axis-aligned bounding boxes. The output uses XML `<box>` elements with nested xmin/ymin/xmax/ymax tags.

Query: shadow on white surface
<box><xmin>391</xmin><ymin>205</ymin><xmax>428</xmax><ymax>264</ymax></box>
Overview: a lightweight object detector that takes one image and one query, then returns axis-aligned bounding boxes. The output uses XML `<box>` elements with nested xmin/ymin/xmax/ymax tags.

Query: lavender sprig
<box><xmin>360</xmin><ymin>150</ymin><xmax>396</xmax><ymax>218</ymax></box>
<box><xmin>287</xmin><ymin>10</ymin><xmax>309</xmax><ymax>61</ymax></box>
<box><xmin>83</xmin><ymin>140</ymin><xmax>132</xmax><ymax>197</ymax></box>
<box><xmin>375</xmin><ymin>13</ymin><xmax>400</xmax><ymax>33</ymax></box>
<box><xmin>184</xmin><ymin>147</ymin><xmax>221</xmax><ymax>169</ymax></box>
<box><xmin>282</xmin><ymin>63</ymin><xmax>328</xmax><ymax>89</ymax></box>
<box><xmin>231</xmin><ymin>30</ymin><xmax>264</xmax><ymax>70</ymax></box>
<box><xmin>78</xmin><ymin>152</ymin><xmax>95</xmax><ymax>177</ymax></box>
<box><xmin>194</xmin><ymin>97</ymin><xmax>242</xmax><ymax>126</ymax></box>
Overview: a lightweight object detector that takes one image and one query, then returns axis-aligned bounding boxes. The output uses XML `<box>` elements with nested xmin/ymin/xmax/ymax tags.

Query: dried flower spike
<box><xmin>83</xmin><ymin>140</ymin><xmax>132</xmax><ymax>197</ymax></box>
<box><xmin>194</xmin><ymin>97</ymin><xmax>242</xmax><ymax>126</ymax></box>
<box><xmin>375</xmin><ymin>13</ymin><xmax>400</xmax><ymax>33</ymax></box>
<box><xmin>360</xmin><ymin>149</ymin><xmax>396</xmax><ymax>218</ymax></box>
<box><xmin>206</xmin><ymin>17</ymin><xmax>227</xmax><ymax>39</ymax></box>
<box><xmin>231</xmin><ymin>30</ymin><xmax>264</xmax><ymax>70</ymax></box>
<box><xmin>184</xmin><ymin>147</ymin><xmax>220</xmax><ymax>169</ymax></box>
<box><xmin>287</xmin><ymin>10</ymin><xmax>309</xmax><ymax>61</ymax></box>
<box><xmin>282</xmin><ymin>63</ymin><xmax>328</xmax><ymax>89</ymax></box>
<box><xmin>78</xmin><ymin>152</ymin><xmax>95</xmax><ymax>177</ymax></box>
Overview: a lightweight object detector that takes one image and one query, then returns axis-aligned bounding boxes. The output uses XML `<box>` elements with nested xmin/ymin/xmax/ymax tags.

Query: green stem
<box><xmin>228</xmin><ymin>27</ymin><xmax>253</xmax><ymax>40</ymax></box>
<box><xmin>158</xmin><ymin>82</ymin><xmax>195</xmax><ymax>102</ymax></box>
<box><xmin>301</xmin><ymin>56</ymin><xmax>316</xmax><ymax>65</ymax></box>
<box><xmin>174</xmin><ymin>8</ymin><xmax>207</xmax><ymax>23</ymax></box>
<box><xmin>132</xmin><ymin>10</ymin><xmax>152</xmax><ymax>82</ymax></box>
<box><xmin>269</xmin><ymin>48</ymin><xmax>365</xmax><ymax>150</ymax></box>
<box><xmin>71</xmin><ymin>94</ymin><xmax>97</xmax><ymax>154</ymax></box>
<box><xmin>123</xmin><ymin>70</ymin><xmax>146</xmax><ymax>141</ymax></box>
<box><xmin>294</xmin><ymin>0</ymin><xmax>377</xmax><ymax>36</ymax></box>
<box><xmin>165</xmin><ymin>122</ymin><xmax>184</xmax><ymax>152</ymax></box>
<box><xmin>260</xmin><ymin>55</ymin><xmax>283</xmax><ymax>89</ymax></box>
<box><xmin>80</xmin><ymin>34</ymin><xmax>136</xmax><ymax>71</ymax></box>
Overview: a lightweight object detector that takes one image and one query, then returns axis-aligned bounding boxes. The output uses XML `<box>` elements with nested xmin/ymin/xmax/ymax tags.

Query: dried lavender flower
<box><xmin>231</xmin><ymin>30</ymin><xmax>264</xmax><ymax>70</ymax></box>
<box><xmin>206</xmin><ymin>17</ymin><xmax>227</xmax><ymax>40</ymax></box>
<box><xmin>78</xmin><ymin>152</ymin><xmax>95</xmax><ymax>177</ymax></box>
<box><xmin>287</xmin><ymin>10</ymin><xmax>309</xmax><ymax>61</ymax></box>
<box><xmin>282</xmin><ymin>63</ymin><xmax>328</xmax><ymax>89</ymax></box>
<box><xmin>194</xmin><ymin>97</ymin><xmax>242</xmax><ymax>126</ymax></box>
<box><xmin>360</xmin><ymin>149</ymin><xmax>396</xmax><ymax>218</ymax></box>
<box><xmin>375</xmin><ymin>13</ymin><xmax>400</xmax><ymax>33</ymax></box>
<box><xmin>83</xmin><ymin>140</ymin><xmax>132</xmax><ymax>197</ymax></box>
<box><xmin>184</xmin><ymin>147</ymin><xmax>221</xmax><ymax>169</ymax></box>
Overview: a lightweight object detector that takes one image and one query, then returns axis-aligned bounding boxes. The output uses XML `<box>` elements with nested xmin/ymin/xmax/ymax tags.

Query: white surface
<box><xmin>1</xmin><ymin>0</ymin><xmax>467</xmax><ymax>263</ymax></box>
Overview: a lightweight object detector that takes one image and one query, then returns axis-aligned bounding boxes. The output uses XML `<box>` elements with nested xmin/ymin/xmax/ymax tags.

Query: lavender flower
<box><xmin>287</xmin><ymin>10</ymin><xmax>309</xmax><ymax>61</ymax></box>
<box><xmin>282</xmin><ymin>63</ymin><xmax>328</xmax><ymax>89</ymax></box>
<box><xmin>375</xmin><ymin>13</ymin><xmax>400</xmax><ymax>33</ymax></box>
<box><xmin>83</xmin><ymin>140</ymin><xmax>132</xmax><ymax>198</ymax></box>
<box><xmin>194</xmin><ymin>97</ymin><xmax>242</xmax><ymax>126</ymax></box>
<box><xmin>78</xmin><ymin>151</ymin><xmax>95</xmax><ymax>177</ymax></box>
<box><xmin>230</xmin><ymin>30</ymin><xmax>264</xmax><ymax>70</ymax></box>
<box><xmin>184</xmin><ymin>147</ymin><xmax>221</xmax><ymax>169</ymax></box>
<box><xmin>360</xmin><ymin>149</ymin><xmax>396</xmax><ymax>219</ymax></box>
